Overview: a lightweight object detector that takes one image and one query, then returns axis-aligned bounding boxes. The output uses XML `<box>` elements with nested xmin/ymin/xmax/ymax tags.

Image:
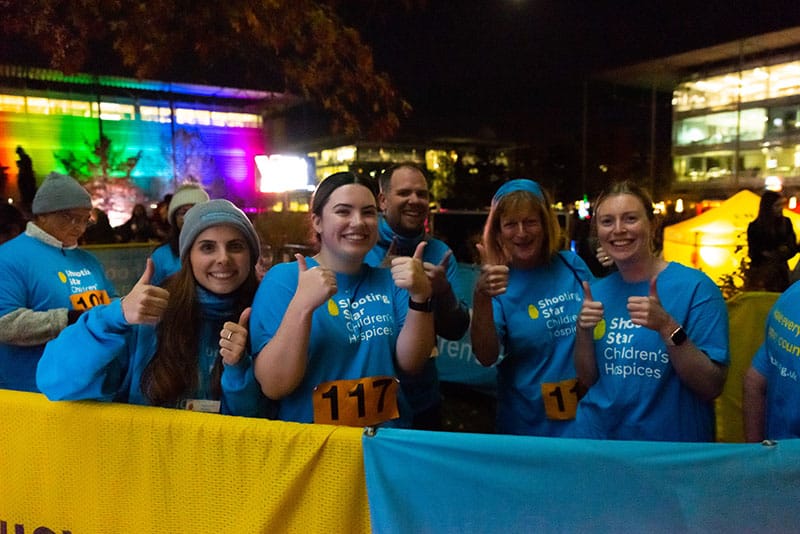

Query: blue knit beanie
<box><xmin>179</xmin><ymin>199</ymin><xmax>260</xmax><ymax>265</ymax></box>
<box><xmin>32</xmin><ymin>172</ymin><xmax>92</xmax><ymax>214</ymax></box>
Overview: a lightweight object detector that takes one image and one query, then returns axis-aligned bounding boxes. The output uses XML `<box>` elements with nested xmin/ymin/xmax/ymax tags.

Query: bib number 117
<box><xmin>313</xmin><ymin>376</ymin><xmax>399</xmax><ymax>427</ymax></box>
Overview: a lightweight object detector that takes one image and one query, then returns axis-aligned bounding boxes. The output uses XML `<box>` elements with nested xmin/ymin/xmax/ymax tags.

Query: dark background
<box><xmin>347</xmin><ymin>1</ymin><xmax>800</xmax><ymax>141</ymax></box>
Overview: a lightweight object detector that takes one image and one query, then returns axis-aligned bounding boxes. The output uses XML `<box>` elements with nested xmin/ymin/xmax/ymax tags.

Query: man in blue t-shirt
<box><xmin>365</xmin><ymin>163</ymin><xmax>470</xmax><ymax>429</ymax></box>
<box><xmin>0</xmin><ymin>172</ymin><xmax>117</xmax><ymax>392</ymax></box>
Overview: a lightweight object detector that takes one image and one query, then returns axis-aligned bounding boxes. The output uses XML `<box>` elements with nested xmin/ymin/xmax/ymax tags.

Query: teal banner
<box><xmin>435</xmin><ymin>263</ymin><xmax>496</xmax><ymax>392</ymax></box>
<box><xmin>363</xmin><ymin>429</ymin><xmax>800</xmax><ymax>533</ymax></box>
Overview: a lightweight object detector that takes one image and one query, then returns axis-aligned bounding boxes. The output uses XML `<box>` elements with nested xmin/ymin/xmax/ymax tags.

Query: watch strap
<box><xmin>408</xmin><ymin>297</ymin><xmax>433</xmax><ymax>313</ymax></box>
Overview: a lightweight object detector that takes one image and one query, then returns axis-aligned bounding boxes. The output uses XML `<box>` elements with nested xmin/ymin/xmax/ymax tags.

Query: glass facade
<box><xmin>672</xmin><ymin>59</ymin><xmax>800</xmax><ymax>189</ymax></box>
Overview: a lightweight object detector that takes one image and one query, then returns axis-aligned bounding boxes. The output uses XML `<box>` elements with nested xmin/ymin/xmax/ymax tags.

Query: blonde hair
<box><xmin>481</xmin><ymin>189</ymin><xmax>561</xmax><ymax>264</ymax></box>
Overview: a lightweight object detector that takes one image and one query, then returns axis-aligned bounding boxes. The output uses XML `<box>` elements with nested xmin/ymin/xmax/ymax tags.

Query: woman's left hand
<box><xmin>627</xmin><ymin>276</ymin><xmax>672</xmax><ymax>333</ymax></box>
<box><xmin>391</xmin><ymin>241</ymin><xmax>432</xmax><ymax>302</ymax></box>
<box><xmin>219</xmin><ymin>307</ymin><xmax>251</xmax><ymax>366</ymax></box>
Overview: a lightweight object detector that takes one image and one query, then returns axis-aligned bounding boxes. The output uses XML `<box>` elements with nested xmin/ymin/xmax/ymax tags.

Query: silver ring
<box><xmin>225</xmin><ymin>330</ymin><xmax>233</xmax><ymax>341</ymax></box>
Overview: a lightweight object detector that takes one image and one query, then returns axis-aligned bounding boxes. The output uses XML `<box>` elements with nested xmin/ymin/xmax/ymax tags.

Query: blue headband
<box><xmin>491</xmin><ymin>179</ymin><xmax>544</xmax><ymax>206</ymax></box>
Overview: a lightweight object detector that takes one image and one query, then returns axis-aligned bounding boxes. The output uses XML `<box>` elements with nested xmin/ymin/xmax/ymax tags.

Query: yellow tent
<box><xmin>662</xmin><ymin>190</ymin><xmax>800</xmax><ymax>285</ymax></box>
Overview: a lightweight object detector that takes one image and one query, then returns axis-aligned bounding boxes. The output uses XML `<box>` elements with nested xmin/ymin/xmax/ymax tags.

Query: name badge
<box><xmin>313</xmin><ymin>376</ymin><xmax>399</xmax><ymax>427</ymax></box>
<box><xmin>540</xmin><ymin>378</ymin><xmax>580</xmax><ymax>420</ymax></box>
<box><xmin>69</xmin><ymin>289</ymin><xmax>111</xmax><ymax>310</ymax></box>
<box><xmin>184</xmin><ymin>399</ymin><xmax>221</xmax><ymax>413</ymax></box>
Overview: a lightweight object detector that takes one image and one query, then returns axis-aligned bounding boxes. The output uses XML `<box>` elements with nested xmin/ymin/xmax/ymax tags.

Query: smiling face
<box><xmin>312</xmin><ymin>183</ymin><xmax>378</xmax><ymax>271</ymax></box>
<box><xmin>498</xmin><ymin>202</ymin><xmax>545</xmax><ymax>268</ymax></box>
<box><xmin>189</xmin><ymin>225</ymin><xmax>251</xmax><ymax>295</ymax></box>
<box><xmin>379</xmin><ymin>166</ymin><xmax>430</xmax><ymax>237</ymax></box>
<box><xmin>594</xmin><ymin>193</ymin><xmax>654</xmax><ymax>267</ymax></box>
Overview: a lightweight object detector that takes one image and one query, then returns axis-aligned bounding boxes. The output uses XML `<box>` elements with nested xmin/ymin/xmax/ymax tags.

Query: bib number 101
<box><xmin>312</xmin><ymin>376</ymin><xmax>399</xmax><ymax>427</ymax></box>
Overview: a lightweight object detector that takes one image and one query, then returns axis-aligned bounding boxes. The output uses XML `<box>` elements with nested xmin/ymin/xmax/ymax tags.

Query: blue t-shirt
<box><xmin>150</xmin><ymin>242</ymin><xmax>181</xmax><ymax>286</ymax></box>
<box><xmin>0</xmin><ymin>231</ymin><xmax>117</xmax><ymax>392</ymax></box>
<box><xmin>751</xmin><ymin>281</ymin><xmax>800</xmax><ymax>439</ymax></box>
<box><xmin>250</xmin><ymin>258</ymin><xmax>411</xmax><ymax>426</ymax></box>
<box><xmin>572</xmin><ymin>262</ymin><xmax>729</xmax><ymax>442</ymax></box>
<box><xmin>492</xmin><ymin>251</ymin><xmax>592</xmax><ymax>436</ymax></box>
<box><xmin>364</xmin><ymin>216</ymin><xmax>467</xmax><ymax>416</ymax></box>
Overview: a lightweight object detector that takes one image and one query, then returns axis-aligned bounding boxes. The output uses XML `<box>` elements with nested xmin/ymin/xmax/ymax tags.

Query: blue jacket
<box><xmin>37</xmin><ymin>298</ymin><xmax>264</xmax><ymax>417</ymax></box>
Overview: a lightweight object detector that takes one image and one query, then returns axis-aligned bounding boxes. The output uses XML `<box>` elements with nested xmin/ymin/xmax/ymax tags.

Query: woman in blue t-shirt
<box><xmin>249</xmin><ymin>172</ymin><xmax>435</xmax><ymax>426</ymax></box>
<box><xmin>572</xmin><ymin>181</ymin><xmax>729</xmax><ymax>442</ymax></box>
<box><xmin>471</xmin><ymin>179</ymin><xmax>593</xmax><ymax>436</ymax></box>
<box><xmin>37</xmin><ymin>200</ymin><xmax>265</xmax><ymax>417</ymax></box>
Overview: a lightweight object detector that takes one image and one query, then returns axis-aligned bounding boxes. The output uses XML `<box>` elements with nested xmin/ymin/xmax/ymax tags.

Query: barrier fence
<box><xmin>0</xmin><ymin>390</ymin><xmax>370</xmax><ymax>534</ymax></box>
<box><xmin>2</xmin><ymin>390</ymin><xmax>800</xmax><ymax>533</ymax></box>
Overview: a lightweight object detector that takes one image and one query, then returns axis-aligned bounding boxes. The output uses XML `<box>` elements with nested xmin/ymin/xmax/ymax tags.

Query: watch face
<box><xmin>671</xmin><ymin>327</ymin><xmax>688</xmax><ymax>346</ymax></box>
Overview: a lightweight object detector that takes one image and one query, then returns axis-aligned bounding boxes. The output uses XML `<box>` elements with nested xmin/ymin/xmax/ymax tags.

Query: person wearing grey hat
<box><xmin>37</xmin><ymin>198</ymin><xmax>269</xmax><ymax>418</ymax></box>
<box><xmin>0</xmin><ymin>172</ymin><xmax>117</xmax><ymax>392</ymax></box>
<box><xmin>149</xmin><ymin>183</ymin><xmax>210</xmax><ymax>286</ymax></box>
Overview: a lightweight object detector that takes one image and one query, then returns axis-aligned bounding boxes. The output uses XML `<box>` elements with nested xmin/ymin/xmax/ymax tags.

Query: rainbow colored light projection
<box><xmin>0</xmin><ymin>93</ymin><xmax>269</xmax><ymax>220</ymax></box>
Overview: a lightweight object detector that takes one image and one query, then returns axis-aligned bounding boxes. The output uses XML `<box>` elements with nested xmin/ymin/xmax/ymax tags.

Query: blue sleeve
<box><xmin>250</xmin><ymin>262</ymin><xmax>299</xmax><ymax>354</ymax></box>
<box><xmin>0</xmin><ymin>239</ymin><xmax>34</xmax><ymax>315</ymax></box>
<box><xmin>220</xmin><ymin>356</ymin><xmax>269</xmax><ymax>417</ymax></box>
<box><xmin>682</xmin><ymin>271</ymin><xmax>730</xmax><ymax>366</ymax></box>
<box><xmin>751</xmin><ymin>343</ymin><xmax>769</xmax><ymax>375</ymax></box>
<box><xmin>37</xmin><ymin>299</ymin><xmax>135</xmax><ymax>401</ymax></box>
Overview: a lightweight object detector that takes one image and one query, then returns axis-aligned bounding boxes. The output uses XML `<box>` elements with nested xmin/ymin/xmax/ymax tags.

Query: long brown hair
<box><xmin>140</xmin><ymin>259</ymin><xmax>258</xmax><ymax>407</ymax></box>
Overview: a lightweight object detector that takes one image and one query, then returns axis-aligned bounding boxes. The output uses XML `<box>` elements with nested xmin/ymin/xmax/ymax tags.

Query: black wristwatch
<box><xmin>668</xmin><ymin>326</ymin><xmax>688</xmax><ymax>346</ymax></box>
<box><xmin>408</xmin><ymin>297</ymin><xmax>433</xmax><ymax>313</ymax></box>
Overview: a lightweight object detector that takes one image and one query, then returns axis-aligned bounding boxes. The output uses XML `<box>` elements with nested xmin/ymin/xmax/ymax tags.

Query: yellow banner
<box><xmin>715</xmin><ymin>291</ymin><xmax>780</xmax><ymax>442</ymax></box>
<box><xmin>0</xmin><ymin>390</ymin><xmax>370</xmax><ymax>533</ymax></box>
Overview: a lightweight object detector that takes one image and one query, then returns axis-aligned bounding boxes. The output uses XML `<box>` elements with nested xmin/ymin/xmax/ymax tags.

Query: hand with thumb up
<box><xmin>220</xmin><ymin>307</ymin><xmax>252</xmax><ymax>366</ymax></box>
<box><xmin>122</xmin><ymin>258</ymin><xmax>171</xmax><ymax>325</ymax></box>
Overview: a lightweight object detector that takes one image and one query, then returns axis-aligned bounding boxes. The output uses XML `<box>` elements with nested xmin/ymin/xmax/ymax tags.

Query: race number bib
<box><xmin>313</xmin><ymin>376</ymin><xmax>399</xmax><ymax>427</ymax></box>
<box><xmin>69</xmin><ymin>289</ymin><xmax>111</xmax><ymax>310</ymax></box>
<box><xmin>540</xmin><ymin>378</ymin><xmax>580</xmax><ymax>420</ymax></box>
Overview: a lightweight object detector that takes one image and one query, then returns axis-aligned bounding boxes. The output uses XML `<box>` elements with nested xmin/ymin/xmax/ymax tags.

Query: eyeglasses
<box><xmin>55</xmin><ymin>211</ymin><xmax>95</xmax><ymax>227</ymax></box>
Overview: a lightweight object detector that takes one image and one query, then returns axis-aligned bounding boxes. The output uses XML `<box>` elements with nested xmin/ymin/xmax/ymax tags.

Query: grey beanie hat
<box><xmin>168</xmin><ymin>183</ymin><xmax>210</xmax><ymax>222</ymax></box>
<box><xmin>179</xmin><ymin>199</ymin><xmax>260</xmax><ymax>265</ymax></box>
<box><xmin>32</xmin><ymin>172</ymin><xmax>92</xmax><ymax>214</ymax></box>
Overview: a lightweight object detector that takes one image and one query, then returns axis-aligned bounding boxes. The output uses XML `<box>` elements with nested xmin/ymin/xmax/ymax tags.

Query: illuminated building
<box><xmin>0</xmin><ymin>65</ymin><xmax>293</xmax><ymax>212</ymax></box>
<box><xmin>603</xmin><ymin>25</ymin><xmax>800</xmax><ymax>199</ymax></box>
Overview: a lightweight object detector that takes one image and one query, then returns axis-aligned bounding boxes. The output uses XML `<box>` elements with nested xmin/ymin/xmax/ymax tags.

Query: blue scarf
<box><xmin>195</xmin><ymin>286</ymin><xmax>239</xmax><ymax>398</ymax></box>
<box><xmin>377</xmin><ymin>215</ymin><xmax>426</xmax><ymax>257</ymax></box>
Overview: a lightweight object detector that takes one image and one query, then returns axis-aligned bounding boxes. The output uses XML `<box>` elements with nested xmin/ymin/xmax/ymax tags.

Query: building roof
<box><xmin>598</xmin><ymin>25</ymin><xmax>800</xmax><ymax>91</ymax></box>
<box><xmin>0</xmin><ymin>64</ymin><xmax>298</xmax><ymax>110</ymax></box>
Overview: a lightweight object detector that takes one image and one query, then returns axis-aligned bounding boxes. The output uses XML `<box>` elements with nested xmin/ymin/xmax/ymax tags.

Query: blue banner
<box><xmin>362</xmin><ymin>428</ymin><xmax>800</xmax><ymax>533</ymax></box>
<box><xmin>435</xmin><ymin>263</ymin><xmax>496</xmax><ymax>392</ymax></box>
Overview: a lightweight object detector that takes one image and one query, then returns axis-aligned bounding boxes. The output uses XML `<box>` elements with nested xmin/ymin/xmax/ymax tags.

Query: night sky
<box><xmin>348</xmin><ymin>1</ymin><xmax>800</xmax><ymax>141</ymax></box>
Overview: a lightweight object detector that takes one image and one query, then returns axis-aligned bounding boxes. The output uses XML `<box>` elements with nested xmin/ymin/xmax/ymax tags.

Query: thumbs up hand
<box><xmin>379</xmin><ymin>237</ymin><xmax>399</xmax><ymax>268</ymax></box>
<box><xmin>294</xmin><ymin>254</ymin><xmax>337</xmax><ymax>311</ymax></box>
<box><xmin>423</xmin><ymin>250</ymin><xmax>452</xmax><ymax>297</ymax></box>
<box><xmin>220</xmin><ymin>307</ymin><xmax>251</xmax><ymax>366</ymax></box>
<box><xmin>577</xmin><ymin>280</ymin><xmax>604</xmax><ymax>330</ymax></box>
<box><xmin>475</xmin><ymin>243</ymin><xmax>509</xmax><ymax>297</ymax></box>
<box><xmin>122</xmin><ymin>258</ymin><xmax>170</xmax><ymax>325</ymax></box>
<box><xmin>626</xmin><ymin>275</ymin><xmax>671</xmax><ymax>332</ymax></box>
<box><xmin>391</xmin><ymin>241</ymin><xmax>432</xmax><ymax>302</ymax></box>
